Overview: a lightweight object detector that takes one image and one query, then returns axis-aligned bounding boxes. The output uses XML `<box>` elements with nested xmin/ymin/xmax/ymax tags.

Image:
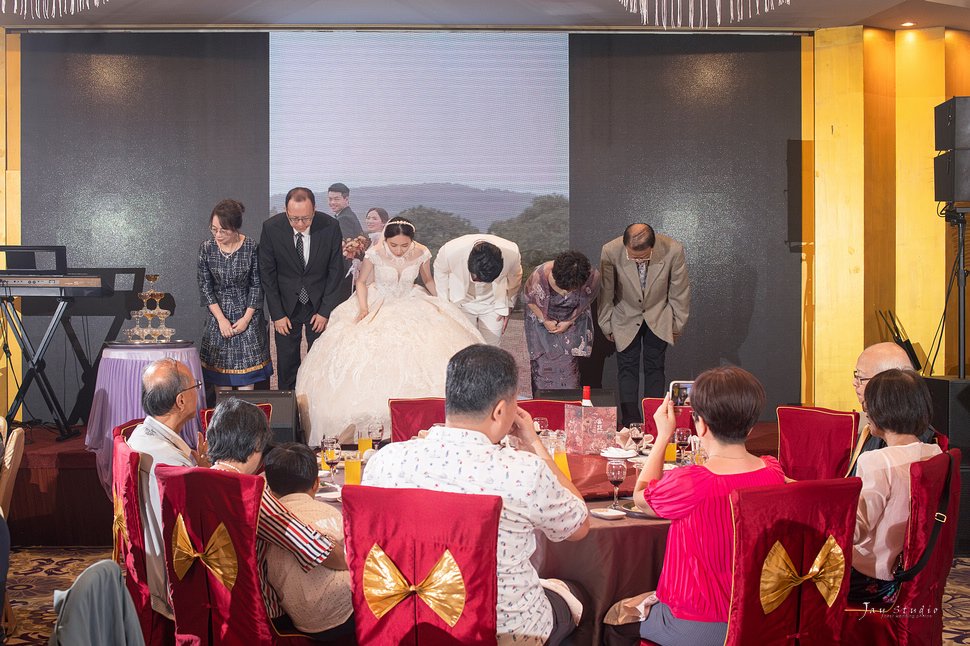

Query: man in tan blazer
<box><xmin>598</xmin><ymin>223</ymin><xmax>690</xmax><ymax>425</ymax></box>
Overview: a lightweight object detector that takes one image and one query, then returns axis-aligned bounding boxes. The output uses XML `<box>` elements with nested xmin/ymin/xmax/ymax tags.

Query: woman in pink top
<box><xmin>606</xmin><ymin>366</ymin><xmax>786</xmax><ymax>646</ymax></box>
<box><xmin>849</xmin><ymin>369</ymin><xmax>941</xmax><ymax>605</ymax></box>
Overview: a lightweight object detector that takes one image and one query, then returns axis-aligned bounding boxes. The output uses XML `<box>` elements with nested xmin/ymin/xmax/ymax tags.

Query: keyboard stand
<box><xmin>0</xmin><ymin>296</ymin><xmax>77</xmax><ymax>440</ymax></box>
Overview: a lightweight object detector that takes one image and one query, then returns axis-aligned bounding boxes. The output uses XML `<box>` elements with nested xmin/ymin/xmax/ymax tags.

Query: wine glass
<box><xmin>629</xmin><ymin>423</ymin><xmax>645</xmax><ymax>453</ymax></box>
<box><xmin>321</xmin><ymin>438</ymin><xmax>340</xmax><ymax>486</ymax></box>
<box><xmin>368</xmin><ymin>423</ymin><xmax>383</xmax><ymax>450</ymax></box>
<box><xmin>145</xmin><ymin>274</ymin><xmax>159</xmax><ymax>291</ymax></box>
<box><xmin>675</xmin><ymin>427</ymin><xmax>692</xmax><ymax>465</ymax></box>
<box><xmin>606</xmin><ymin>459</ymin><xmax>627</xmax><ymax>510</ymax></box>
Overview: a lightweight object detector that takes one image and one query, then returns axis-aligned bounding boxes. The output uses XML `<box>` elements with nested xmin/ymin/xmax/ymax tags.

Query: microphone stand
<box><xmin>946</xmin><ymin>205</ymin><xmax>970</xmax><ymax>378</ymax></box>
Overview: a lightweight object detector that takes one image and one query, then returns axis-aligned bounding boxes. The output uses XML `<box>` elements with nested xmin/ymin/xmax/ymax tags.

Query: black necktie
<box><xmin>296</xmin><ymin>233</ymin><xmax>309</xmax><ymax>304</ymax></box>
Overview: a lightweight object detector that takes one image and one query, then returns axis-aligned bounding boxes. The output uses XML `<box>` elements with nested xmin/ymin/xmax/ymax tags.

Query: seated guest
<box><xmin>610</xmin><ymin>366</ymin><xmax>786</xmax><ymax>646</ymax></box>
<box><xmin>263</xmin><ymin>443</ymin><xmax>354</xmax><ymax>642</ymax></box>
<box><xmin>127</xmin><ymin>358</ymin><xmax>203</xmax><ymax>619</ymax></box>
<box><xmin>849</xmin><ymin>369</ymin><xmax>942</xmax><ymax>604</ymax></box>
<box><xmin>848</xmin><ymin>342</ymin><xmax>935</xmax><ymax>475</ymax></box>
<box><xmin>363</xmin><ymin>344</ymin><xmax>589</xmax><ymax>646</ymax></box>
<box><xmin>206</xmin><ymin>399</ymin><xmax>341</xmax><ymax>622</ymax></box>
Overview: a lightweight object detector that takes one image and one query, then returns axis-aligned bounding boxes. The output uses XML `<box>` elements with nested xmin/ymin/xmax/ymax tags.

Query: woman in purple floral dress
<box><xmin>522</xmin><ymin>251</ymin><xmax>600</xmax><ymax>394</ymax></box>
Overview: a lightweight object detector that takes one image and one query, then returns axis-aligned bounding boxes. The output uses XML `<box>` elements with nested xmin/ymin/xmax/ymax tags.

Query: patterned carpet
<box><xmin>5</xmin><ymin>549</ymin><xmax>970</xmax><ymax>644</ymax></box>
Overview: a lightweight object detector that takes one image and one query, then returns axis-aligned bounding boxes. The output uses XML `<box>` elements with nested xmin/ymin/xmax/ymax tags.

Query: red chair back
<box><xmin>388</xmin><ymin>398</ymin><xmax>446</xmax><ymax>442</ymax></box>
<box><xmin>517</xmin><ymin>399</ymin><xmax>580</xmax><ymax>431</ymax></box>
<box><xmin>726</xmin><ymin>478</ymin><xmax>862</xmax><ymax>646</ymax></box>
<box><xmin>641</xmin><ymin>398</ymin><xmax>695</xmax><ymax>435</ymax></box>
<box><xmin>199</xmin><ymin>403</ymin><xmax>272</xmax><ymax>433</ymax></box>
<box><xmin>112</xmin><ymin>418</ymin><xmax>144</xmax><ymax>440</ymax></box>
<box><xmin>933</xmin><ymin>430</ymin><xmax>949</xmax><ymax>452</ymax></box>
<box><xmin>777</xmin><ymin>406</ymin><xmax>859</xmax><ymax>480</ymax></box>
<box><xmin>112</xmin><ymin>433</ymin><xmax>174</xmax><ymax>645</ymax></box>
<box><xmin>155</xmin><ymin>465</ymin><xmax>313</xmax><ymax>645</ymax></box>
<box><xmin>843</xmin><ymin>449</ymin><xmax>961</xmax><ymax>646</ymax></box>
<box><xmin>342</xmin><ymin>486</ymin><xmax>501</xmax><ymax>645</ymax></box>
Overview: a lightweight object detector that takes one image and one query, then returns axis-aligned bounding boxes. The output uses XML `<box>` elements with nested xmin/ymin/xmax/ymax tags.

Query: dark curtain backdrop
<box><xmin>570</xmin><ymin>33</ymin><xmax>803</xmax><ymax>416</ymax></box>
<box><xmin>20</xmin><ymin>33</ymin><xmax>269</xmax><ymax>424</ymax></box>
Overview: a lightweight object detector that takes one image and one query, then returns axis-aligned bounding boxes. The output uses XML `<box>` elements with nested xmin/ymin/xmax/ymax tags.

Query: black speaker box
<box><xmin>924</xmin><ymin>376</ymin><xmax>970</xmax><ymax>555</ymax></box>
<box><xmin>214</xmin><ymin>389</ymin><xmax>302</xmax><ymax>445</ymax></box>
<box><xmin>934</xmin><ymin>149</ymin><xmax>970</xmax><ymax>203</ymax></box>
<box><xmin>935</xmin><ymin>96</ymin><xmax>970</xmax><ymax>151</ymax></box>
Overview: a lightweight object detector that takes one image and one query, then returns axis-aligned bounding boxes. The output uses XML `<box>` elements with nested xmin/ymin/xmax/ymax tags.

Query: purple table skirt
<box><xmin>86</xmin><ymin>346</ymin><xmax>203</xmax><ymax>496</ymax></box>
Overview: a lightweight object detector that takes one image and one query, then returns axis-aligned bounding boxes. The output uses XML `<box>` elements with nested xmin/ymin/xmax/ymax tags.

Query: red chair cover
<box><xmin>342</xmin><ymin>486</ymin><xmax>502</xmax><ymax>645</ymax></box>
<box><xmin>641</xmin><ymin>398</ymin><xmax>695</xmax><ymax>434</ymax></box>
<box><xmin>388</xmin><ymin>397</ymin><xmax>446</xmax><ymax>442</ymax></box>
<box><xmin>727</xmin><ymin>478</ymin><xmax>862</xmax><ymax>646</ymax></box>
<box><xmin>155</xmin><ymin>465</ymin><xmax>314</xmax><ymax>645</ymax></box>
<box><xmin>843</xmin><ymin>449</ymin><xmax>962</xmax><ymax>646</ymax></box>
<box><xmin>112</xmin><ymin>433</ymin><xmax>174</xmax><ymax>645</ymax></box>
<box><xmin>112</xmin><ymin>418</ymin><xmax>144</xmax><ymax>440</ymax></box>
<box><xmin>517</xmin><ymin>399</ymin><xmax>581</xmax><ymax>431</ymax></box>
<box><xmin>199</xmin><ymin>402</ymin><xmax>272</xmax><ymax>433</ymax></box>
<box><xmin>777</xmin><ymin>406</ymin><xmax>858</xmax><ymax>480</ymax></box>
<box><xmin>933</xmin><ymin>430</ymin><xmax>949</xmax><ymax>452</ymax></box>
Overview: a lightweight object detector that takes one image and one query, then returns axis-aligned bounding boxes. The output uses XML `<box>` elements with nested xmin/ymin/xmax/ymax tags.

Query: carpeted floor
<box><xmin>5</xmin><ymin>548</ymin><xmax>970</xmax><ymax>644</ymax></box>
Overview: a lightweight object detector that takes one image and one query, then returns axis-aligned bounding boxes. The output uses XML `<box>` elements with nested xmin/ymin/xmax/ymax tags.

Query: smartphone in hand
<box><xmin>668</xmin><ymin>380</ymin><xmax>694</xmax><ymax>407</ymax></box>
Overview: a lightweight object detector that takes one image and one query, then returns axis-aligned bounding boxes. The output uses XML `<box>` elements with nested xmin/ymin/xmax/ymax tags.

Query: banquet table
<box><xmin>86</xmin><ymin>343</ymin><xmax>204</xmax><ymax>495</ymax></box>
<box><xmin>323</xmin><ymin>452</ymin><xmax>670</xmax><ymax>646</ymax></box>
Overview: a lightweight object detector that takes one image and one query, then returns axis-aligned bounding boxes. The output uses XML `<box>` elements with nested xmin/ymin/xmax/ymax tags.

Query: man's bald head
<box><xmin>854</xmin><ymin>342</ymin><xmax>914</xmax><ymax>407</ymax></box>
<box><xmin>141</xmin><ymin>358</ymin><xmax>194</xmax><ymax>417</ymax></box>
<box><xmin>623</xmin><ymin>223</ymin><xmax>656</xmax><ymax>252</ymax></box>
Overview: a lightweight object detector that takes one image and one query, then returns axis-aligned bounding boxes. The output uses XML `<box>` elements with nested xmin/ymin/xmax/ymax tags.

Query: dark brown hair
<box><xmin>690</xmin><ymin>366</ymin><xmax>765</xmax><ymax>445</ymax></box>
<box><xmin>865</xmin><ymin>369</ymin><xmax>932</xmax><ymax>438</ymax></box>
<box><xmin>551</xmin><ymin>250</ymin><xmax>591</xmax><ymax>292</ymax></box>
<box><xmin>210</xmin><ymin>199</ymin><xmax>244</xmax><ymax>231</ymax></box>
<box><xmin>367</xmin><ymin>207</ymin><xmax>390</xmax><ymax>224</ymax></box>
<box><xmin>285</xmin><ymin>186</ymin><xmax>316</xmax><ymax>208</ymax></box>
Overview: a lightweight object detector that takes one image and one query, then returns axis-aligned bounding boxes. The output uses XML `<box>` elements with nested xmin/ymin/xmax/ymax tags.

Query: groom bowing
<box><xmin>260</xmin><ymin>187</ymin><xmax>344</xmax><ymax>390</ymax></box>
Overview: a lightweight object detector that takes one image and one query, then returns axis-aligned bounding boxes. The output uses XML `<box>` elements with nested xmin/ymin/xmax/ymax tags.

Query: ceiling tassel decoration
<box><xmin>618</xmin><ymin>0</ymin><xmax>792</xmax><ymax>29</ymax></box>
<box><xmin>2</xmin><ymin>0</ymin><xmax>109</xmax><ymax>20</ymax></box>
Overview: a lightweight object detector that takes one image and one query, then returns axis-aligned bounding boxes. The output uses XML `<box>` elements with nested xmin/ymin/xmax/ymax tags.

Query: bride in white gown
<box><xmin>297</xmin><ymin>217</ymin><xmax>484</xmax><ymax>445</ymax></box>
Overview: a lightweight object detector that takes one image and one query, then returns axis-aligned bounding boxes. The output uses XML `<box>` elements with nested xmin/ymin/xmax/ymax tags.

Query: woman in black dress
<box><xmin>197</xmin><ymin>199</ymin><xmax>272</xmax><ymax>390</ymax></box>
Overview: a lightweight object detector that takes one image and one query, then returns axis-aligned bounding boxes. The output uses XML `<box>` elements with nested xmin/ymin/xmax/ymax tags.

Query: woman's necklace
<box><xmin>383</xmin><ymin>241</ymin><xmax>415</xmax><ymax>265</ymax></box>
<box><xmin>213</xmin><ymin>461</ymin><xmax>243</xmax><ymax>473</ymax></box>
<box><xmin>218</xmin><ymin>235</ymin><xmax>243</xmax><ymax>259</ymax></box>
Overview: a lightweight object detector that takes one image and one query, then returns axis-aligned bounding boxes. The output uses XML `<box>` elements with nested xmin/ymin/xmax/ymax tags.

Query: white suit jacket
<box><xmin>433</xmin><ymin>234</ymin><xmax>523</xmax><ymax>316</ymax></box>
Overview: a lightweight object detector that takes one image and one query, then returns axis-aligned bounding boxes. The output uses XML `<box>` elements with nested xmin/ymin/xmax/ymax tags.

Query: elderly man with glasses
<box><xmin>259</xmin><ymin>186</ymin><xmax>345</xmax><ymax>390</ymax></box>
<box><xmin>127</xmin><ymin>358</ymin><xmax>207</xmax><ymax>620</ymax></box>
<box><xmin>846</xmin><ymin>342</ymin><xmax>936</xmax><ymax>476</ymax></box>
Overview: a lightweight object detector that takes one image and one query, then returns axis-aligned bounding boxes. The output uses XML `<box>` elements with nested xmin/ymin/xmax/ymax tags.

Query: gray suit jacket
<box><xmin>597</xmin><ymin>234</ymin><xmax>690</xmax><ymax>351</ymax></box>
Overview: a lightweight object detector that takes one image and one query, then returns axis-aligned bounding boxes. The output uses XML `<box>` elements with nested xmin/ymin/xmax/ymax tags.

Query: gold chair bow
<box><xmin>112</xmin><ymin>492</ymin><xmax>128</xmax><ymax>564</ymax></box>
<box><xmin>760</xmin><ymin>535</ymin><xmax>845</xmax><ymax>614</ymax></box>
<box><xmin>362</xmin><ymin>543</ymin><xmax>466</xmax><ymax>627</ymax></box>
<box><xmin>171</xmin><ymin>514</ymin><xmax>238</xmax><ymax>591</ymax></box>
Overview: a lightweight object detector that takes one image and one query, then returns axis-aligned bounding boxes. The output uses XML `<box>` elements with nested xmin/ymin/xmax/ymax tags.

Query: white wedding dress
<box><xmin>297</xmin><ymin>243</ymin><xmax>484</xmax><ymax>445</ymax></box>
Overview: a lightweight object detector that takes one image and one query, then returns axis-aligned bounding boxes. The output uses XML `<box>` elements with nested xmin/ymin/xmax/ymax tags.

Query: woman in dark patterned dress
<box><xmin>197</xmin><ymin>199</ymin><xmax>272</xmax><ymax>390</ymax></box>
<box><xmin>522</xmin><ymin>250</ymin><xmax>600</xmax><ymax>395</ymax></box>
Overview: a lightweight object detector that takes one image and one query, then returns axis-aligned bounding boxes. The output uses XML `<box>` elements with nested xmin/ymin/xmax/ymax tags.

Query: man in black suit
<box><xmin>328</xmin><ymin>182</ymin><xmax>364</xmax><ymax>302</ymax></box>
<box><xmin>260</xmin><ymin>187</ymin><xmax>344</xmax><ymax>390</ymax></box>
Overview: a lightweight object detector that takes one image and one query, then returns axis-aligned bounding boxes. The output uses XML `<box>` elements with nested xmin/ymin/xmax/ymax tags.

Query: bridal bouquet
<box><xmin>342</xmin><ymin>235</ymin><xmax>370</xmax><ymax>260</ymax></box>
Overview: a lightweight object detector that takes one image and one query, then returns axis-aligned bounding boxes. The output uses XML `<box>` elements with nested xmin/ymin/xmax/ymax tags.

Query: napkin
<box><xmin>614</xmin><ymin>428</ymin><xmax>656</xmax><ymax>451</ymax></box>
<box><xmin>603</xmin><ymin>591</ymin><xmax>659</xmax><ymax>625</ymax></box>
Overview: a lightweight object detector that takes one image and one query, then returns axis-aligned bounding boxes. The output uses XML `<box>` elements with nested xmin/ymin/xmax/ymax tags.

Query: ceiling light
<box><xmin>3</xmin><ymin>0</ymin><xmax>111</xmax><ymax>19</ymax></box>
<box><xmin>618</xmin><ymin>0</ymin><xmax>793</xmax><ymax>28</ymax></box>
<box><xmin>901</xmin><ymin>21</ymin><xmax>916</xmax><ymax>27</ymax></box>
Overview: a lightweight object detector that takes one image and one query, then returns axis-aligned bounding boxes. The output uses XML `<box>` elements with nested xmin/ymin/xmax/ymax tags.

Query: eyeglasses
<box><xmin>210</xmin><ymin>226</ymin><xmax>232</xmax><ymax>235</ymax></box>
<box><xmin>287</xmin><ymin>215</ymin><xmax>314</xmax><ymax>224</ymax></box>
<box><xmin>178</xmin><ymin>380</ymin><xmax>204</xmax><ymax>395</ymax></box>
<box><xmin>625</xmin><ymin>250</ymin><xmax>652</xmax><ymax>263</ymax></box>
<box><xmin>852</xmin><ymin>371</ymin><xmax>872</xmax><ymax>385</ymax></box>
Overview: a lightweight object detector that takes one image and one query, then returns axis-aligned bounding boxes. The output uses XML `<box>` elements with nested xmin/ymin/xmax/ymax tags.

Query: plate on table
<box><xmin>590</xmin><ymin>508</ymin><xmax>626</xmax><ymax>521</ymax></box>
<box><xmin>601</xmin><ymin>448</ymin><xmax>638</xmax><ymax>459</ymax></box>
<box><xmin>622</xmin><ymin>501</ymin><xmax>652</xmax><ymax>519</ymax></box>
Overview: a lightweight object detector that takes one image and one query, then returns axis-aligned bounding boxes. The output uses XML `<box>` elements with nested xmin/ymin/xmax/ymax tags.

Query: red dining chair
<box><xmin>112</xmin><ymin>433</ymin><xmax>175</xmax><ymax>645</ymax></box>
<box><xmin>725</xmin><ymin>478</ymin><xmax>861</xmax><ymax>646</ymax></box>
<box><xmin>517</xmin><ymin>399</ymin><xmax>581</xmax><ymax>431</ymax></box>
<box><xmin>842</xmin><ymin>449</ymin><xmax>961</xmax><ymax>646</ymax></box>
<box><xmin>776</xmin><ymin>406</ymin><xmax>858</xmax><ymax>481</ymax></box>
<box><xmin>388</xmin><ymin>397</ymin><xmax>446</xmax><ymax>442</ymax></box>
<box><xmin>641</xmin><ymin>398</ymin><xmax>695</xmax><ymax>435</ymax></box>
<box><xmin>342</xmin><ymin>486</ymin><xmax>502</xmax><ymax>645</ymax></box>
<box><xmin>112</xmin><ymin>418</ymin><xmax>144</xmax><ymax>440</ymax></box>
<box><xmin>199</xmin><ymin>402</ymin><xmax>272</xmax><ymax>433</ymax></box>
<box><xmin>155</xmin><ymin>465</ymin><xmax>315</xmax><ymax>645</ymax></box>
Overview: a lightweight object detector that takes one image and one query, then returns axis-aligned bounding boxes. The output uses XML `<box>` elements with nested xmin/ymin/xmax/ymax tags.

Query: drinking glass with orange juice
<box><xmin>344</xmin><ymin>451</ymin><xmax>362</xmax><ymax>486</ymax></box>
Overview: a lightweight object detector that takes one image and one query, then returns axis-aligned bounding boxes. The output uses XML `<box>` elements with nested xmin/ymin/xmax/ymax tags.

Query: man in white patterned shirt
<box><xmin>363</xmin><ymin>344</ymin><xmax>590</xmax><ymax>645</ymax></box>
